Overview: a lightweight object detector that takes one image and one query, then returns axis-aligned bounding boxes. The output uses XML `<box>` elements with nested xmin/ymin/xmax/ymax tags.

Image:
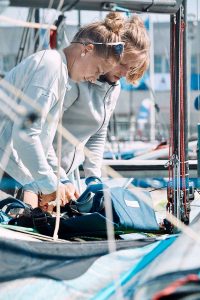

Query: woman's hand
<box><xmin>39</xmin><ymin>183</ymin><xmax>80</xmax><ymax>208</ymax></box>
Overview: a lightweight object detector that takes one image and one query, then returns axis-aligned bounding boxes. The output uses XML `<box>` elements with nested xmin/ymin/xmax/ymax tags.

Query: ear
<box><xmin>85</xmin><ymin>43</ymin><xmax>94</xmax><ymax>54</ymax></box>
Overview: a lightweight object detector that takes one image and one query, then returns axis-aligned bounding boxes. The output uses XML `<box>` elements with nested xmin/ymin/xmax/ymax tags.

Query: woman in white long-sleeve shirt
<box><xmin>0</xmin><ymin>12</ymin><xmax>125</xmax><ymax>206</ymax></box>
<box><xmin>61</xmin><ymin>14</ymin><xmax>151</xmax><ymax>186</ymax></box>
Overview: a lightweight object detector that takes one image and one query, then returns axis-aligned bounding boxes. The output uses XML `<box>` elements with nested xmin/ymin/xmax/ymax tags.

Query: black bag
<box><xmin>4</xmin><ymin>184</ymin><xmax>160</xmax><ymax>238</ymax></box>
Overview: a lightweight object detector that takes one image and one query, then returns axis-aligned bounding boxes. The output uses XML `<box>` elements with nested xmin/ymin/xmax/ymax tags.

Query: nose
<box><xmin>120</xmin><ymin>69</ymin><xmax>127</xmax><ymax>77</ymax></box>
<box><xmin>121</xmin><ymin>70</ymin><xmax>127</xmax><ymax>77</ymax></box>
<box><xmin>120</xmin><ymin>65</ymin><xmax>129</xmax><ymax>77</ymax></box>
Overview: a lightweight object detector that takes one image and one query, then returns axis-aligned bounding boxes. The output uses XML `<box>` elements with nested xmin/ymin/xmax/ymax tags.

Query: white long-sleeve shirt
<box><xmin>0</xmin><ymin>49</ymin><xmax>69</xmax><ymax>194</ymax></box>
<box><xmin>61</xmin><ymin>79</ymin><xmax>121</xmax><ymax>178</ymax></box>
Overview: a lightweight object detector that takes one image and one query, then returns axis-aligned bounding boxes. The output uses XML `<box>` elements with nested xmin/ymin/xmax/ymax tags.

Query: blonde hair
<box><xmin>72</xmin><ymin>12</ymin><xmax>124</xmax><ymax>62</ymax></box>
<box><xmin>122</xmin><ymin>15</ymin><xmax>150</xmax><ymax>84</ymax></box>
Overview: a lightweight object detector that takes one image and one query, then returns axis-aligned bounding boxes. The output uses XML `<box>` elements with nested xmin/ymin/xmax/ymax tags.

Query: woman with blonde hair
<box><xmin>22</xmin><ymin>13</ymin><xmax>150</xmax><ymax>211</ymax></box>
<box><xmin>0</xmin><ymin>12</ymin><xmax>125</xmax><ymax>205</ymax></box>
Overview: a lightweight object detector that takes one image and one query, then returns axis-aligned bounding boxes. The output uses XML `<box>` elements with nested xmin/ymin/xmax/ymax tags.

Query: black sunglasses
<box><xmin>71</xmin><ymin>41</ymin><xmax>125</xmax><ymax>56</ymax></box>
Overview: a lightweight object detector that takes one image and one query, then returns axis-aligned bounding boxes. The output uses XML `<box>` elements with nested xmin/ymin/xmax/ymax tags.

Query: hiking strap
<box><xmin>0</xmin><ymin>197</ymin><xmax>32</xmax><ymax>219</ymax></box>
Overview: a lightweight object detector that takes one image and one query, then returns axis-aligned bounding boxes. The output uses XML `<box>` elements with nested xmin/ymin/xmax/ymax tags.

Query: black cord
<box><xmin>148</xmin><ymin>186</ymin><xmax>167</xmax><ymax>193</ymax></box>
<box><xmin>62</xmin><ymin>0</ymin><xmax>80</xmax><ymax>12</ymax></box>
<box><xmin>144</xmin><ymin>0</ymin><xmax>155</xmax><ymax>12</ymax></box>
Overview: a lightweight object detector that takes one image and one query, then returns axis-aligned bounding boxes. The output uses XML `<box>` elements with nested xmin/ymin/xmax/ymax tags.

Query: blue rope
<box><xmin>93</xmin><ymin>236</ymin><xmax>177</xmax><ymax>300</ymax></box>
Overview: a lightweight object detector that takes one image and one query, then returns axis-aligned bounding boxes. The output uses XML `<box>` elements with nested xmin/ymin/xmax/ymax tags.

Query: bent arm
<box><xmin>12</xmin><ymin>86</ymin><xmax>59</xmax><ymax>194</ymax></box>
<box><xmin>83</xmin><ymin>84</ymin><xmax>121</xmax><ymax>179</ymax></box>
<box><xmin>47</xmin><ymin>144</ymin><xmax>69</xmax><ymax>181</ymax></box>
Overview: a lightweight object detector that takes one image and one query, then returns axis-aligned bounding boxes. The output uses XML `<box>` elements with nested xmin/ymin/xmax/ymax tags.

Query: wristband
<box><xmin>60</xmin><ymin>179</ymin><xmax>71</xmax><ymax>185</ymax></box>
<box><xmin>85</xmin><ymin>176</ymin><xmax>102</xmax><ymax>186</ymax></box>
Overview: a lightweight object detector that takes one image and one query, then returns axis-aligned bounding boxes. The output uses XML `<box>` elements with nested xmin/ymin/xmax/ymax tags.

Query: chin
<box><xmin>111</xmin><ymin>77</ymin><xmax>118</xmax><ymax>82</ymax></box>
<box><xmin>71</xmin><ymin>76</ymin><xmax>81</xmax><ymax>82</ymax></box>
<box><xmin>69</xmin><ymin>72</ymin><xmax>80</xmax><ymax>82</ymax></box>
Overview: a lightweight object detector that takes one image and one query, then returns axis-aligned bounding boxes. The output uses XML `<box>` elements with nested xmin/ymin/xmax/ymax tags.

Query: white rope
<box><xmin>53</xmin><ymin>55</ymin><xmax>64</xmax><ymax>240</ymax></box>
<box><xmin>0</xmin><ymin>89</ymin><xmax>28</xmax><ymax>182</ymax></box>
<box><xmin>101</xmin><ymin>165</ymin><xmax>124</xmax><ymax>300</ymax></box>
<box><xmin>0</xmin><ymin>15</ymin><xmax>57</xmax><ymax>30</ymax></box>
<box><xmin>74</xmin><ymin>167</ymin><xmax>82</xmax><ymax>194</ymax></box>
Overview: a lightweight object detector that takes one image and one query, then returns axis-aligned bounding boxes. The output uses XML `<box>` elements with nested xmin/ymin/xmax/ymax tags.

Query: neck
<box><xmin>63</xmin><ymin>46</ymin><xmax>77</xmax><ymax>77</ymax></box>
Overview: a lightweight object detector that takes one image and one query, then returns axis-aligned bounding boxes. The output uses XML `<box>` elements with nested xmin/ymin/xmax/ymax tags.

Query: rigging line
<box><xmin>145</xmin><ymin>82</ymin><xmax>168</xmax><ymax>141</ymax></box>
<box><xmin>145</xmin><ymin>14</ymin><xmax>165</xmax><ymax>141</ymax></box>
<box><xmin>16</xmin><ymin>8</ymin><xmax>34</xmax><ymax>64</ymax></box>
<box><xmin>23</xmin><ymin>9</ymin><xmax>36</xmax><ymax>60</ymax></box>
<box><xmin>172</xmin><ymin>6</ymin><xmax>182</xmax><ymax>222</ymax></box>
<box><xmin>154</xmin><ymin>14</ymin><xmax>171</xmax><ymax>139</ymax></box>
<box><xmin>167</xmin><ymin>15</ymin><xmax>175</xmax><ymax>215</ymax></box>
<box><xmin>182</xmin><ymin>0</ymin><xmax>190</xmax><ymax>221</ymax></box>
<box><xmin>180</xmin><ymin>14</ymin><xmax>188</xmax><ymax>218</ymax></box>
<box><xmin>179</xmin><ymin>9</ymin><xmax>184</xmax><ymax>206</ymax></box>
<box><xmin>20</xmin><ymin>0</ymin><xmax>63</xmax><ymax>57</ymax></box>
<box><xmin>30</xmin><ymin>0</ymin><xmax>64</xmax><ymax>71</ymax></box>
<box><xmin>177</xmin><ymin>7</ymin><xmax>182</xmax><ymax>222</ymax></box>
<box><xmin>4</xmin><ymin>0</ymin><xmax>60</xmax><ymax>108</ymax></box>
<box><xmin>0</xmin><ymin>15</ymin><xmax>57</xmax><ymax>30</ymax></box>
<box><xmin>171</xmin><ymin>17</ymin><xmax>176</xmax><ymax>218</ymax></box>
<box><xmin>38</xmin><ymin>0</ymin><xmax>56</xmax><ymax>40</ymax></box>
<box><xmin>155</xmin><ymin>14</ymin><xmax>170</xmax><ymax>72</ymax></box>
<box><xmin>32</xmin><ymin>0</ymin><xmax>64</xmax><ymax>54</ymax></box>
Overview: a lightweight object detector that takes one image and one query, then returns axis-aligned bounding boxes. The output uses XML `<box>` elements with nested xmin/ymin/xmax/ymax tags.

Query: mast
<box><xmin>168</xmin><ymin>0</ymin><xmax>190</xmax><ymax>228</ymax></box>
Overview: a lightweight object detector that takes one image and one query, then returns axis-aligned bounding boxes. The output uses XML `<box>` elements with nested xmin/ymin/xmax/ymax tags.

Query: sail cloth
<box><xmin>134</xmin><ymin>214</ymin><xmax>200</xmax><ymax>300</ymax></box>
<box><xmin>0</xmin><ymin>236</ymin><xmax>176</xmax><ymax>300</ymax></box>
<box><xmin>0</xmin><ymin>236</ymin><xmax>156</xmax><ymax>282</ymax></box>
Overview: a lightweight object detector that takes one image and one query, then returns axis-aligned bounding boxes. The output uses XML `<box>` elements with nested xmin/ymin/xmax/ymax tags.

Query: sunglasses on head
<box><xmin>71</xmin><ymin>41</ymin><xmax>125</xmax><ymax>56</ymax></box>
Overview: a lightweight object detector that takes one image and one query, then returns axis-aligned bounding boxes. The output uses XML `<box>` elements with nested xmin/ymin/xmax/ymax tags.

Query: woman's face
<box><xmin>105</xmin><ymin>53</ymin><xmax>137</xmax><ymax>83</ymax></box>
<box><xmin>70</xmin><ymin>46</ymin><xmax>117</xmax><ymax>83</ymax></box>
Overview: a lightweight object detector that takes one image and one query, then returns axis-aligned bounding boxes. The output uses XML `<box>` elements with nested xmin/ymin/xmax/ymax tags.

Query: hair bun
<box><xmin>128</xmin><ymin>15</ymin><xmax>145</xmax><ymax>28</ymax></box>
<box><xmin>103</xmin><ymin>12</ymin><xmax>124</xmax><ymax>34</ymax></box>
